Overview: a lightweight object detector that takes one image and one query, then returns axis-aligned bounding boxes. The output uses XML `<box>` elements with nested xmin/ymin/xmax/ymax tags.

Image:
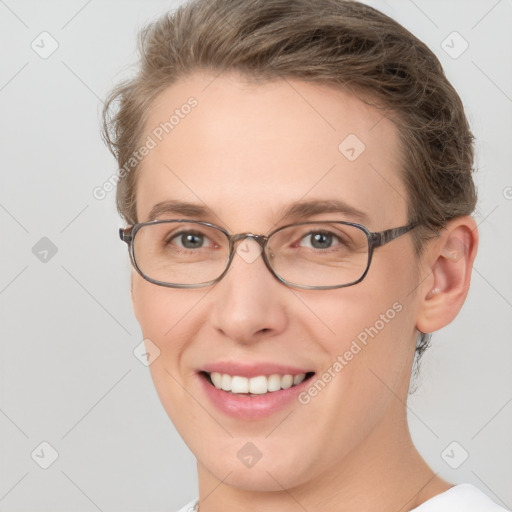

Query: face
<box><xmin>131</xmin><ymin>72</ymin><xmax>423</xmax><ymax>491</ymax></box>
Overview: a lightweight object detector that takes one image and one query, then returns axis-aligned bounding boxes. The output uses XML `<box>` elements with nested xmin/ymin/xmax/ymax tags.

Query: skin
<box><xmin>129</xmin><ymin>72</ymin><xmax>478</xmax><ymax>511</ymax></box>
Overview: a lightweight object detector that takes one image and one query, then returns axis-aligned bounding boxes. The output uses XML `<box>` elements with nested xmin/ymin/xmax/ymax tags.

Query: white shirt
<box><xmin>175</xmin><ymin>483</ymin><xmax>510</xmax><ymax>512</ymax></box>
<box><xmin>410</xmin><ymin>483</ymin><xmax>509</xmax><ymax>511</ymax></box>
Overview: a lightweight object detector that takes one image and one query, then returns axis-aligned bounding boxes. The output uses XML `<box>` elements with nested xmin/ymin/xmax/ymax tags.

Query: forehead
<box><xmin>135</xmin><ymin>72</ymin><xmax>408</xmax><ymax>230</ymax></box>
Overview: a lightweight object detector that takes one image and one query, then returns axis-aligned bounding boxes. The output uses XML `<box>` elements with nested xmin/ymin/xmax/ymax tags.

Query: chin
<box><xmin>196</xmin><ymin>438</ymin><xmax>315</xmax><ymax>492</ymax></box>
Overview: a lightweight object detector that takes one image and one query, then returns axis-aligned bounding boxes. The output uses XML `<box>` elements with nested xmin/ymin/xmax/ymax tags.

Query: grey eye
<box><xmin>301</xmin><ymin>231</ymin><xmax>339</xmax><ymax>249</ymax></box>
<box><xmin>171</xmin><ymin>231</ymin><xmax>207</xmax><ymax>249</ymax></box>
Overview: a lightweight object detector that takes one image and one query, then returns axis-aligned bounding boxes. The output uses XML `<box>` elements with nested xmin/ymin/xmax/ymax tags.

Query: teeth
<box><xmin>210</xmin><ymin>372</ymin><xmax>223</xmax><ymax>389</ymax></box>
<box><xmin>293</xmin><ymin>374</ymin><xmax>306</xmax><ymax>385</ymax></box>
<box><xmin>281</xmin><ymin>374</ymin><xmax>293</xmax><ymax>389</ymax></box>
<box><xmin>267</xmin><ymin>374</ymin><xmax>282</xmax><ymax>392</ymax></box>
<box><xmin>231</xmin><ymin>376</ymin><xmax>249</xmax><ymax>394</ymax></box>
<box><xmin>249</xmin><ymin>375</ymin><xmax>267</xmax><ymax>394</ymax></box>
<box><xmin>209</xmin><ymin>372</ymin><xmax>308</xmax><ymax>394</ymax></box>
<box><xmin>221</xmin><ymin>373</ymin><xmax>231</xmax><ymax>392</ymax></box>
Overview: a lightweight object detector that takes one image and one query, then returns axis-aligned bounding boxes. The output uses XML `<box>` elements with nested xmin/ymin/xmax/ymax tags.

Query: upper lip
<box><xmin>200</xmin><ymin>361</ymin><xmax>314</xmax><ymax>378</ymax></box>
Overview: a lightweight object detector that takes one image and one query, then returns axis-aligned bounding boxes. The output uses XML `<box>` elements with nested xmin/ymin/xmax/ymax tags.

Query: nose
<box><xmin>209</xmin><ymin>238</ymin><xmax>289</xmax><ymax>344</ymax></box>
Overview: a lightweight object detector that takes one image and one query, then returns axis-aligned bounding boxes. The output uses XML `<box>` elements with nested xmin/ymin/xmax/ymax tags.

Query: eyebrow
<box><xmin>145</xmin><ymin>198</ymin><xmax>370</xmax><ymax>225</ymax></box>
<box><xmin>276</xmin><ymin>199</ymin><xmax>370</xmax><ymax>224</ymax></box>
<box><xmin>146</xmin><ymin>200</ymin><xmax>211</xmax><ymax>221</ymax></box>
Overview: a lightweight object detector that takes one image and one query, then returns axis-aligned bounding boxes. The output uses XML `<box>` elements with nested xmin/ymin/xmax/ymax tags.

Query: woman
<box><xmin>102</xmin><ymin>0</ymin><xmax>508</xmax><ymax>510</ymax></box>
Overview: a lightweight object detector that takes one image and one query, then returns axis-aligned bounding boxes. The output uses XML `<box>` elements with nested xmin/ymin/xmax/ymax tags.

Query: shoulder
<box><xmin>174</xmin><ymin>498</ymin><xmax>198</xmax><ymax>512</ymax></box>
<box><xmin>411</xmin><ymin>483</ymin><xmax>510</xmax><ymax>512</ymax></box>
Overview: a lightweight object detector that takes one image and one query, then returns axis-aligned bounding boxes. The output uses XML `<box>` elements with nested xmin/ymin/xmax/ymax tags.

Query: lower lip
<box><xmin>197</xmin><ymin>373</ymin><xmax>314</xmax><ymax>420</ymax></box>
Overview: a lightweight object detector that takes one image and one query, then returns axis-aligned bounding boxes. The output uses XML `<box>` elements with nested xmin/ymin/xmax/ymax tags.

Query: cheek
<box><xmin>301</xmin><ymin>291</ymin><xmax>414</xmax><ymax>404</ymax></box>
<box><xmin>302</xmin><ymin>279</ymin><xmax>411</xmax><ymax>356</ymax></box>
<box><xmin>132</xmin><ymin>273</ymin><xmax>202</xmax><ymax>340</ymax></box>
<box><xmin>297</xmin><ymin>252</ymin><xmax>418</xmax><ymax>399</ymax></box>
<box><xmin>293</xmin><ymin>288</ymin><xmax>415</xmax><ymax>448</ymax></box>
<box><xmin>131</xmin><ymin>275</ymin><xmax>207</xmax><ymax>422</ymax></box>
<box><xmin>131</xmin><ymin>273</ymin><xmax>210</xmax><ymax>391</ymax></box>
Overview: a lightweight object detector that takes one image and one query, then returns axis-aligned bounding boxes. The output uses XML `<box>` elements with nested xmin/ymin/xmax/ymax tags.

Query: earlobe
<box><xmin>416</xmin><ymin>217</ymin><xmax>479</xmax><ymax>334</ymax></box>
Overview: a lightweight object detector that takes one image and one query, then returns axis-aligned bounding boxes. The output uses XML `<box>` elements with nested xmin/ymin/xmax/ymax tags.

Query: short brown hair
<box><xmin>102</xmin><ymin>0</ymin><xmax>477</xmax><ymax>364</ymax></box>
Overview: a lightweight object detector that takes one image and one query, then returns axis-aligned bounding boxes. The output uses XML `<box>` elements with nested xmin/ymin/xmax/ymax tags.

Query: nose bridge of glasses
<box><xmin>230</xmin><ymin>232</ymin><xmax>268</xmax><ymax>249</ymax></box>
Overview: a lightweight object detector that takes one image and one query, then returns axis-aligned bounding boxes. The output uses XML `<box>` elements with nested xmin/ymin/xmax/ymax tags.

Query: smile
<box><xmin>204</xmin><ymin>371</ymin><xmax>314</xmax><ymax>395</ymax></box>
<box><xmin>197</xmin><ymin>362</ymin><xmax>316</xmax><ymax>419</ymax></box>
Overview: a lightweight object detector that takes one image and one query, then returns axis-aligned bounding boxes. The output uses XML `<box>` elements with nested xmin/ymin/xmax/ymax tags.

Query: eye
<box><xmin>300</xmin><ymin>231</ymin><xmax>342</xmax><ymax>249</ymax></box>
<box><xmin>170</xmin><ymin>231</ymin><xmax>210</xmax><ymax>249</ymax></box>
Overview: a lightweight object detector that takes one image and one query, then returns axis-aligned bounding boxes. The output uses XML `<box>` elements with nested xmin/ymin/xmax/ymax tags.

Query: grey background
<box><xmin>0</xmin><ymin>0</ymin><xmax>511</xmax><ymax>510</ymax></box>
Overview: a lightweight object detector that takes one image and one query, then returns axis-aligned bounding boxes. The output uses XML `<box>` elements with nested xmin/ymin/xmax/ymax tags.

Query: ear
<box><xmin>416</xmin><ymin>216</ymin><xmax>479</xmax><ymax>334</ymax></box>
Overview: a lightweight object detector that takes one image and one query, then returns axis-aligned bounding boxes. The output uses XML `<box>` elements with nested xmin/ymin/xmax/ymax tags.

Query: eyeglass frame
<box><xmin>119</xmin><ymin>219</ymin><xmax>420</xmax><ymax>290</ymax></box>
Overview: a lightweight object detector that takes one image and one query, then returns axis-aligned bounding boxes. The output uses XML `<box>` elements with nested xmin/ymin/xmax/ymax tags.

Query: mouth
<box><xmin>200</xmin><ymin>370</ymin><xmax>316</xmax><ymax>396</ymax></box>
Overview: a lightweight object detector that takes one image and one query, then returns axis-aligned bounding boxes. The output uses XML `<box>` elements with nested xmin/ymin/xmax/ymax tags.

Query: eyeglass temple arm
<box><xmin>371</xmin><ymin>222</ymin><xmax>420</xmax><ymax>247</ymax></box>
<box><xmin>119</xmin><ymin>226</ymin><xmax>134</xmax><ymax>243</ymax></box>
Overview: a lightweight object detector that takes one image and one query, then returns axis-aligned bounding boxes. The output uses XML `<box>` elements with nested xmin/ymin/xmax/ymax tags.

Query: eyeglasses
<box><xmin>119</xmin><ymin>219</ymin><xmax>418</xmax><ymax>290</ymax></box>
